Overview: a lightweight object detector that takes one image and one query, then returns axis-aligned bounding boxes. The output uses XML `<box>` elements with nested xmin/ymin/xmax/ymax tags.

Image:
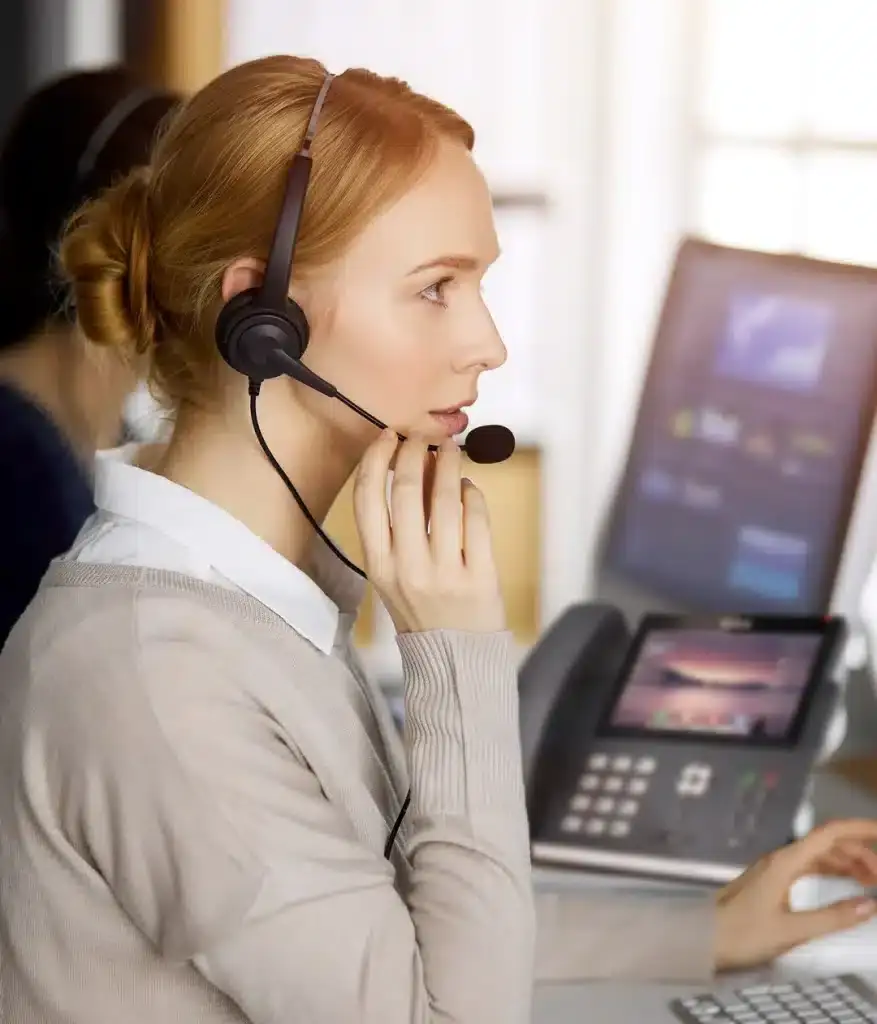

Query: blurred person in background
<box><xmin>0</xmin><ymin>67</ymin><xmax>180</xmax><ymax>648</ymax></box>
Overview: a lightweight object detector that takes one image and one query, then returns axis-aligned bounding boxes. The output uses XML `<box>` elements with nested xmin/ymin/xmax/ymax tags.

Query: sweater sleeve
<box><xmin>44</xmin><ymin>606</ymin><xmax>535</xmax><ymax>1024</ymax></box>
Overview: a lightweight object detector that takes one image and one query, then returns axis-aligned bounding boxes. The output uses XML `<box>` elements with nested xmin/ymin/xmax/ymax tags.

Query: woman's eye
<box><xmin>421</xmin><ymin>276</ymin><xmax>452</xmax><ymax>306</ymax></box>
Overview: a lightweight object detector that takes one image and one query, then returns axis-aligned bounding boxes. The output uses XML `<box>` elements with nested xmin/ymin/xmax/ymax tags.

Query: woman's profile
<box><xmin>1</xmin><ymin>55</ymin><xmax>876</xmax><ymax>1024</ymax></box>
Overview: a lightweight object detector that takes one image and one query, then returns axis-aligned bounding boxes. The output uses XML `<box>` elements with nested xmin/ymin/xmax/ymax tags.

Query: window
<box><xmin>691</xmin><ymin>0</ymin><xmax>877</xmax><ymax>266</ymax></box>
<box><xmin>225</xmin><ymin>0</ymin><xmax>550</xmax><ymax>442</ymax></box>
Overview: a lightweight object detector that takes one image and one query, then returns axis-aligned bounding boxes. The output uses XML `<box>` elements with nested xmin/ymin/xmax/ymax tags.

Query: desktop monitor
<box><xmin>598</xmin><ymin>238</ymin><xmax>877</xmax><ymax>621</ymax></box>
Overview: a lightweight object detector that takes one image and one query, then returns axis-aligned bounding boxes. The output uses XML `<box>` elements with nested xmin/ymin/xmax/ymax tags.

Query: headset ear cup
<box><xmin>215</xmin><ymin>289</ymin><xmax>259</xmax><ymax>374</ymax></box>
<box><xmin>215</xmin><ymin>289</ymin><xmax>312</xmax><ymax>381</ymax></box>
<box><xmin>283</xmin><ymin>298</ymin><xmax>310</xmax><ymax>360</ymax></box>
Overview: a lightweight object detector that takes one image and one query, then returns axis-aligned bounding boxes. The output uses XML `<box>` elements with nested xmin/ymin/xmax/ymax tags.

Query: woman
<box><xmin>0</xmin><ymin>55</ymin><xmax>876</xmax><ymax>1023</ymax></box>
<box><xmin>0</xmin><ymin>67</ymin><xmax>179</xmax><ymax>648</ymax></box>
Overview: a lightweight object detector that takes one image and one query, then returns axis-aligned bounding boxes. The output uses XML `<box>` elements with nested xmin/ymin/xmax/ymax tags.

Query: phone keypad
<box><xmin>550</xmin><ymin>747</ymin><xmax>794</xmax><ymax>869</ymax></box>
<box><xmin>562</xmin><ymin>751</ymin><xmax>656</xmax><ymax>839</ymax></box>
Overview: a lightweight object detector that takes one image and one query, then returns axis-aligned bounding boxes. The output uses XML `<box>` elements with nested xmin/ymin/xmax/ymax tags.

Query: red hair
<box><xmin>60</xmin><ymin>55</ymin><xmax>475</xmax><ymax>408</ymax></box>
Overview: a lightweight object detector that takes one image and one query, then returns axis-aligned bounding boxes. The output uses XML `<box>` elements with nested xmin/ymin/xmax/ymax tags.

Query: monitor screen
<box><xmin>603</xmin><ymin>240</ymin><xmax>877</xmax><ymax>614</ymax></box>
<box><xmin>604</xmin><ymin>626</ymin><xmax>824</xmax><ymax>742</ymax></box>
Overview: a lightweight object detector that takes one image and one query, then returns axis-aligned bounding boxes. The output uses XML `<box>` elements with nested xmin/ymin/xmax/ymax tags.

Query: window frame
<box><xmin>685</xmin><ymin>0</ymin><xmax>877</xmax><ymax>261</ymax></box>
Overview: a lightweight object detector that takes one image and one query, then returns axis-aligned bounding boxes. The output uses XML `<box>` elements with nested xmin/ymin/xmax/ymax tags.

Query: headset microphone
<box><xmin>460</xmin><ymin>424</ymin><xmax>515</xmax><ymax>464</ymax></box>
<box><xmin>215</xmin><ymin>71</ymin><xmax>514</xmax><ymax>860</ymax></box>
<box><xmin>265</xmin><ymin>346</ymin><xmax>515</xmax><ymax>464</ymax></box>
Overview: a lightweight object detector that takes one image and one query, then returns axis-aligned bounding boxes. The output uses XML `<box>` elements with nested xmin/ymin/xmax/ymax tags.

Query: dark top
<box><xmin>0</xmin><ymin>381</ymin><xmax>94</xmax><ymax>647</ymax></box>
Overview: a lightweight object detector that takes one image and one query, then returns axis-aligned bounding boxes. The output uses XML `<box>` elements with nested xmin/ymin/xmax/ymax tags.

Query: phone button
<box><xmin>560</xmin><ymin>814</ymin><xmax>583</xmax><ymax>832</ymax></box>
<box><xmin>676</xmin><ymin>763</ymin><xmax>713</xmax><ymax>797</ymax></box>
<box><xmin>595</xmin><ymin>797</ymin><xmax>615</xmax><ymax>814</ymax></box>
<box><xmin>634</xmin><ymin>757</ymin><xmax>657</xmax><ymax>775</ymax></box>
<box><xmin>604</xmin><ymin>776</ymin><xmax>624</xmax><ymax>793</ymax></box>
<box><xmin>617</xmin><ymin>799</ymin><xmax>639</xmax><ymax>817</ymax></box>
<box><xmin>587</xmin><ymin>753</ymin><xmax>609</xmax><ymax>770</ymax></box>
<box><xmin>608</xmin><ymin>820</ymin><xmax>630</xmax><ymax>838</ymax></box>
<box><xmin>584</xmin><ymin>818</ymin><xmax>606</xmax><ymax>836</ymax></box>
<box><xmin>628</xmin><ymin>778</ymin><xmax>650</xmax><ymax>796</ymax></box>
<box><xmin>579</xmin><ymin>773</ymin><xmax>601</xmax><ymax>791</ymax></box>
<box><xmin>570</xmin><ymin>794</ymin><xmax>592</xmax><ymax>812</ymax></box>
<box><xmin>611</xmin><ymin>755</ymin><xmax>633</xmax><ymax>772</ymax></box>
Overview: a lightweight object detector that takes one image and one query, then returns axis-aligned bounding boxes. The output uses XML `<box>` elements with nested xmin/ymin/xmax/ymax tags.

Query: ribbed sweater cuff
<box><xmin>396</xmin><ymin>630</ymin><xmax>525</xmax><ymax>819</ymax></box>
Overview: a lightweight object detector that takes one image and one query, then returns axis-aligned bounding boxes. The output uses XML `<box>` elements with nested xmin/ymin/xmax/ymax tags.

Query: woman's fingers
<box><xmin>422</xmin><ymin>449</ymin><xmax>437</xmax><ymax>530</ymax></box>
<box><xmin>429</xmin><ymin>439</ymin><xmax>463</xmax><ymax>566</ymax></box>
<box><xmin>768</xmin><ymin>819</ymin><xmax>877</xmax><ymax>883</ymax></box>
<box><xmin>461</xmin><ymin>477</ymin><xmax>495</xmax><ymax>575</ymax></box>
<box><xmin>353</xmin><ymin>428</ymin><xmax>396</xmax><ymax>580</ymax></box>
<box><xmin>780</xmin><ymin>895</ymin><xmax>876</xmax><ymax>954</ymax></box>
<box><xmin>353</xmin><ymin>429</ymin><xmax>507</xmax><ymax>634</ymax></box>
<box><xmin>815</xmin><ymin>841</ymin><xmax>877</xmax><ymax>885</ymax></box>
<box><xmin>390</xmin><ymin>433</ymin><xmax>431</xmax><ymax>578</ymax></box>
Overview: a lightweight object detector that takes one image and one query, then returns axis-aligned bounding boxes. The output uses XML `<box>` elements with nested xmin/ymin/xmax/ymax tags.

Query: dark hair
<box><xmin>0</xmin><ymin>67</ymin><xmax>181</xmax><ymax>351</ymax></box>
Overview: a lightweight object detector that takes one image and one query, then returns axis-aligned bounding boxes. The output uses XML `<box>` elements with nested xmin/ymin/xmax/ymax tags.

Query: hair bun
<box><xmin>59</xmin><ymin>166</ymin><xmax>156</xmax><ymax>355</ymax></box>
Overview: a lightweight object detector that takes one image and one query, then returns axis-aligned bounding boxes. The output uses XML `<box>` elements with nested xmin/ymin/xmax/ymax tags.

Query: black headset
<box><xmin>212</xmin><ymin>73</ymin><xmax>411</xmax><ymax>861</ymax></box>
<box><xmin>74</xmin><ymin>86</ymin><xmax>165</xmax><ymax>190</ymax></box>
<box><xmin>214</xmin><ymin>73</ymin><xmax>337</xmax><ymax>399</ymax></box>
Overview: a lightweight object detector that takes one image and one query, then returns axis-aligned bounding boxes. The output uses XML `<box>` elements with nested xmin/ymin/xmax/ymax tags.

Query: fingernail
<box><xmin>855</xmin><ymin>898</ymin><xmax>876</xmax><ymax>916</ymax></box>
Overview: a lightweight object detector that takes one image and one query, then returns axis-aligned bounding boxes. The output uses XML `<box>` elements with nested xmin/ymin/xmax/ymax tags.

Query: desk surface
<box><xmin>530</xmin><ymin>763</ymin><xmax>877</xmax><ymax>1023</ymax></box>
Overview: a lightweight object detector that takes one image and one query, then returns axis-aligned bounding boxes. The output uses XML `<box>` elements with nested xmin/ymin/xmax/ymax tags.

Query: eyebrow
<box><xmin>406</xmin><ymin>255</ymin><xmax>485</xmax><ymax>276</ymax></box>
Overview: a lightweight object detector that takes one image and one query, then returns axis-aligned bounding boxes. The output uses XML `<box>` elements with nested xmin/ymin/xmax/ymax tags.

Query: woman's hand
<box><xmin>353</xmin><ymin>429</ymin><xmax>506</xmax><ymax>634</ymax></box>
<box><xmin>715</xmin><ymin>818</ymin><xmax>877</xmax><ymax>971</ymax></box>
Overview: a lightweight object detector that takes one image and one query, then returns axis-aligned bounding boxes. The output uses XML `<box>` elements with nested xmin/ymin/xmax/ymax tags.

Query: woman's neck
<box><xmin>153</xmin><ymin>399</ymin><xmax>363</xmax><ymax>568</ymax></box>
<box><xmin>0</xmin><ymin>327</ymin><xmax>91</xmax><ymax>454</ymax></box>
<box><xmin>0</xmin><ymin>325</ymin><xmax>130</xmax><ymax>455</ymax></box>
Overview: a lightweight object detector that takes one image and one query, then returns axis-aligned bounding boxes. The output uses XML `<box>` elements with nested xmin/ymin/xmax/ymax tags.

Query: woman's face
<box><xmin>300</xmin><ymin>139</ymin><xmax>506</xmax><ymax>444</ymax></box>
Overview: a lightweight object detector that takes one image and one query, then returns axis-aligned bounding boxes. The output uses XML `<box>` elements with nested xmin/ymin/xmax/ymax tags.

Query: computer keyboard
<box><xmin>670</xmin><ymin>974</ymin><xmax>877</xmax><ymax>1023</ymax></box>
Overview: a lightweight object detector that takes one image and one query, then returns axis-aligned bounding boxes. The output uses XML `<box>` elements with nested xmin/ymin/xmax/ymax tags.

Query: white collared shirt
<box><xmin>66</xmin><ymin>445</ymin><xmax>342</xmax><ymax>654</ymax></box>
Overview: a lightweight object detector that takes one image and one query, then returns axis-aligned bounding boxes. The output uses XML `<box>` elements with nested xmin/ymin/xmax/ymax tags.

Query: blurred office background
<box><xmin>9</xmin><ymin>0</ymin><xmax>877</xmax><ymax>691</ymax></box>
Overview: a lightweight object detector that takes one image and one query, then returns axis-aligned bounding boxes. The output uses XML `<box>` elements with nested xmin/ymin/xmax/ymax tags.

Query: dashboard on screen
<box><xmin>603</xmin><ymin>239</ymin><xmax>877</xmax><ymax>615</ymax></box>
<box><xmin>599</xmin><ymin>614</ymin><xmax>843</xmax><ymax>747</ymax></box>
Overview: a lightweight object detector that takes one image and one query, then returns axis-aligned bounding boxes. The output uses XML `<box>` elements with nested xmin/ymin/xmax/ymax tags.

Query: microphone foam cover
<box><xmin>463</xmin><ymin>424</ymin><xmax>516</xmax><ymax>464</ymax></box>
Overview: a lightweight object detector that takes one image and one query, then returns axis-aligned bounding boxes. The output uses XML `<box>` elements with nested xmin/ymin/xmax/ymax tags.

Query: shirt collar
<box><xmin>93</xmin><ymin>447</ymin><xmax>367</xmax><ymax>654</ymax></box>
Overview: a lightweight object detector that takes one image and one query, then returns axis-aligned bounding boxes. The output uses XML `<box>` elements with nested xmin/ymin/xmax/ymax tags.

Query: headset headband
<box><xmin>74</xmin><ymin>86</ymin><xmax>164</xmax><ymax>186</ymax></box>
<box><xmin>260</xmin><ymin>72</ymin><xmax>336</xmax><ymax>309</ymax></box>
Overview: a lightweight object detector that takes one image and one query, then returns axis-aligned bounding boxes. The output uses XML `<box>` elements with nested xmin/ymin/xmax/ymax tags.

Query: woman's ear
<box><xmin>221</xmin><ymin>258</ymin><xmax>266</xmax><ymax>304</ymax></box>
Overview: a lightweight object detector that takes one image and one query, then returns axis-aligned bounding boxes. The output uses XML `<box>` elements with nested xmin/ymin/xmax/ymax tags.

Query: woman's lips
<box><xmin>430</xmin><ymin>410</ymin><xmax>470</xmax><ymax>436</ymax></box>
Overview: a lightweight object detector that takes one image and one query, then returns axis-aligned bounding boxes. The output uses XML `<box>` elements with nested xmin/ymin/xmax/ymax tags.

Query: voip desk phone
<box><xmin>521</xmin><ymin>607</ymin><xmax>845</xmax><ymax>885</ymax></box>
